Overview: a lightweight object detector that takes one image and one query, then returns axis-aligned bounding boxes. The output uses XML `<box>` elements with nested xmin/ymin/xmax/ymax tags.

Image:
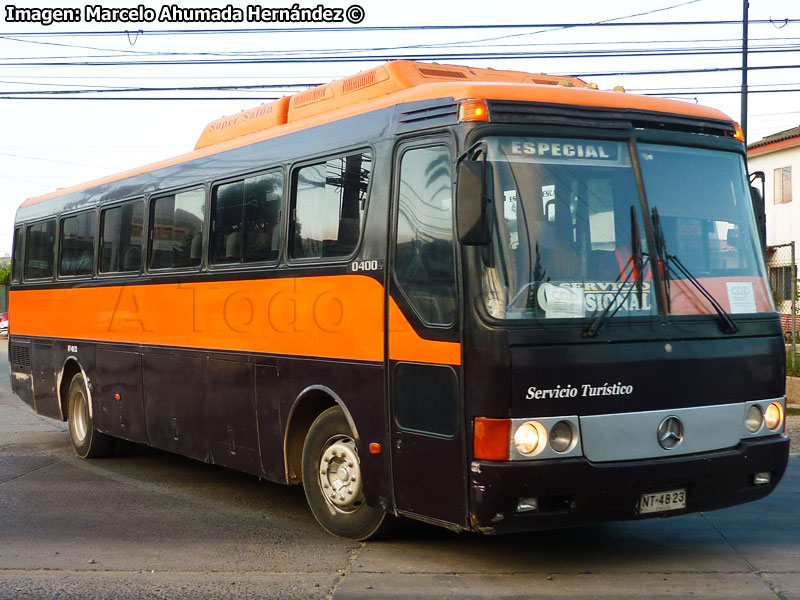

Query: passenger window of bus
<box><xmin>11</xmin><ymin>227</ymin><xmax>22</xmax><ymax>283</ymax></box>
<box><xmin>149</xmin><ymin>188</ymin><xmax>205</xmax><ymax>270</ymax></box>
<box><xmin>210</xmin><ymin>170</ymin><xmax>284</xmax><ymax>265</ymax></box>
<box><xmin>395</xmin><ymin>146</ymin><xmax>457</xmax><ymax>325</ymax></box>
<box><xmin>100</xmin><ymin>201</ymin><xmax>144</xmax><ymax>273</ymax></box>
<box><xmin>25</xmin><ymin>219</ymin><xmax>56</xmax><ymax>280</ymax></box>
<box><xmin>291</xmin><ymin>152</ymin><xmax>371</xmax><ymax>260</ymax></box>
<box><xmin>60</xmin><ymin>212</ymin><xmax>96</xmax><ymax>277</ymax></box>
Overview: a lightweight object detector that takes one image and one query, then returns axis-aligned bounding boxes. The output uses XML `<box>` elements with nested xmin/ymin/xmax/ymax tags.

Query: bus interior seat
<box><xmin>590</xmin><ymin>250</ymin><xmax>622</xmax><ymax>281</ymax></box>
<box><xmin>122</xmin><ymin>246</ymin><xmax>141</xmax><ymax>271</ymax></box>
<box><xmin>323</xmin><ymin>217</ymin><xmax>359</xmax><ymax>257</ymax></box>
<box><xmin>225</xmin><ymin>231</ymin><xmax>241</xmax><ymax>260</ymax></box>
<box><xmin>189</xmin><ymin>234</ymin><xmax>203</xmax><ymax>261</ymax></box>
<box><xmin>536</xmin><ymin>198</ymin><xmax>578</xmax><ymax>279</ymax></box>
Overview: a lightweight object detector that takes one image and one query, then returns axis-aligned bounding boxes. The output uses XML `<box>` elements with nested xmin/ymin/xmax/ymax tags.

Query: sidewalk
<box><xmin>788</xmin><ymin>376</ymin><xmax>800</xmax><ymax>405</ymax></box>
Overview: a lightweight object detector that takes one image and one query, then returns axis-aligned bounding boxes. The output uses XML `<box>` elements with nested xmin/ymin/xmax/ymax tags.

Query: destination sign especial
<box><xmin>508</xmin><ymin>139</ymin><xmax>619</xmax><ymax>161</ymax></box>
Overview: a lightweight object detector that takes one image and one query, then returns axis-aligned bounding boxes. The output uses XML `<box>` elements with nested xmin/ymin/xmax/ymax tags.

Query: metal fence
<box><xmin>766</xmin><ymin>241</ymin><xmax>797</xmax><ymax>370</ymax></box>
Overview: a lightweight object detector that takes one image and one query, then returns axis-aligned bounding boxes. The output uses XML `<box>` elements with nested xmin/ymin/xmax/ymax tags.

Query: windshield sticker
<box><xmin>727</xmin><ymin>281</ymin><xmax>756</xmax><ymax>313</ymax></box>
<box><xmin>541</xmin><ymin>184</ymin><xmax>556</xmax><ymax>221</ymax></box>
<box><xmin>489</xmin><ymin>138</ymin><xmax>630</xmax><ymax>167</ymax></box>
<box><xmin>539</xmin><ymin>283</ymin><xmax>585</xmax><ymax>318</ymax></box>
<box><xmin>537</xmin><ymin>282</ymin><xmax>652</xmax><ymax>317</ymax></box>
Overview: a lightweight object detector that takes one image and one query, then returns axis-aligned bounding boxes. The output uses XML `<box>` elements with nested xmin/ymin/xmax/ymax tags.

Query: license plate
<box><xmin>639</xmin><ymin>488</ymin><xmax>687</xmax><ymax>515</ymax></box>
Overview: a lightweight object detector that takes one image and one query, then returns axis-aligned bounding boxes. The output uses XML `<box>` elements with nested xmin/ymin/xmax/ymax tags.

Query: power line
<box><xmin>7</xmin><ymin>86</ymin><xmax>800</xmax><ymax>101</ymax></box>
<box><xmin>0</xmin><ymin>79</ymin><xmax>321</xmax><ymax>90</ymax></box>
<box><xmin>2</xmin><ymin>44</ymin><xmax>800</xmax><ymax>67</ymax></box>
<box><xmin>0</xmin><ymin>96</ymin><xmax>281</xmax><ymax>100</ymax></box>
<box><xmin>643</xmin><ymin>88</ymin><xmax>800</xmax><ymax>96</ymax></box>
<box><xmin>568</xmin><ymin>63</ymin><xmax>800</xmax><ymax>77</ymax></box>
<box><xmin>3</xmin><ymin>40</ymin><xmax>800</xmax><ymax>63</ymax></box>
<box><xmin>0</xmin><ymin>83</ymin><xmax>311</xmax><ymax>95</ymax></box>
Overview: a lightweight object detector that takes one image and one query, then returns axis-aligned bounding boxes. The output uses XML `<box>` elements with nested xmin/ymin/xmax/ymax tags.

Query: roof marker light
<box><xmin>459</xmin><ymin>99</ymin><xmax>490</xmax><ymax>123</ymax></box>
<box><xmin>733</xmin><ymin>122</ymin><xmax>745</xmax><ymax>142</ymax></box>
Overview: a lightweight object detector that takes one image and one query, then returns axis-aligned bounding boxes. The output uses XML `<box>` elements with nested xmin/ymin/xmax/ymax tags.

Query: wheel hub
<box><xmin>70</xmin><ymin>390</ymin><xmax>89</xmax><ymax>443</ymax></box>
<box><xmin>319</xmin><ymin>437</ymin><xmax>363</xmax><ymax>512</ymax></box>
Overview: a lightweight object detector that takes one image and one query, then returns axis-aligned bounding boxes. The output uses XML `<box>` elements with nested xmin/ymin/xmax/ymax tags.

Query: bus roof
<box><xmin>21</xmin><ymin>60</ymin><xmax>733</xmax><ymax>209</ymax></box>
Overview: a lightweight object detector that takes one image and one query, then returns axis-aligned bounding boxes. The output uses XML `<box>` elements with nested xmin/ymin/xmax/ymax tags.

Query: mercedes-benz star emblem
<box><xmin>657</xmin><ymin>416</ymin><xmax>684</xmax><ymax>450</ymax></box>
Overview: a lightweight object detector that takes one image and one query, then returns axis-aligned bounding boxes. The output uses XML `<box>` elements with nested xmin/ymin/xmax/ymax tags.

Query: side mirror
<box><xmin>456</xmin><ymin>159</ymin><xmax>492</xmax><ymax>246</ymax></box>
<box><xmin>750</xmin><ymin>185</ymin><xmax>766</xmax><ymax>250</ymax></box>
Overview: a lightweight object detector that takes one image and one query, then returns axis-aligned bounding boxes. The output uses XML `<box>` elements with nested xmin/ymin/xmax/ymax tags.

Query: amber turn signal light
<box><xmin>474</xmin><ymin>417</ymin><xmax>510</xmax><ymax>461</ymax></box>
<box><xmin>733</xmin><ymin>122</ymin><xmax>745</xmax><ymax>142</ymax></box>
<box><xmin>459</xmin><ymin>99</ymin><xmax>490</xmax><ymax>123</ymax></box>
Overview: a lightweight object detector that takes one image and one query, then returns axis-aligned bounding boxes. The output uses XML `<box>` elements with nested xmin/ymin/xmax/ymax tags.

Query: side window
<box><xmin>60</xmin><ymin>211</ymin><xmax>96</xmax><ymax>277</ymax></box>
<box><xmin>100</xmin><ymin>200</ymin><xmax>144</xmax><ymax>273</ymax></box>
<box><xmin>774</xmin><ymin>166</ymin><xmax>792</xmax><ymax>204</ymax></box>
<box><xmin>395</xmin><ymin>146</ymin><xmax>457</xmax><ymax>325</ymax></box>
<box><xmin>25</xmin><ymin>219</ymin><xmax>56</xmax><ymax>280</ymax></box>
<box><xmin>291</xmin><ymin>151</ymin><xmax>371</xmax><ymax>260</ymax></box>
<box><xmin>149</xmin><ymin>188</ymin><xmax>205</xmax><ymax>270</ymax></box>
<box><xmin>210</xmin><ymin>170</ymin><xmax>283</xmax><ymax>265</ymax></box>
<box><xmin>11</xmin><ymin>227</ymin><xmax>22</xmax><ymax>283</ymax></box>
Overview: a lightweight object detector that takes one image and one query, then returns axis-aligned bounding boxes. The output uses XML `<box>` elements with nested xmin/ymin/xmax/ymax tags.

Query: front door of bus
<box><xmin>388</xmin><ymin>141</ymin><xmax>466</xmax><ymax>527</ymax></box>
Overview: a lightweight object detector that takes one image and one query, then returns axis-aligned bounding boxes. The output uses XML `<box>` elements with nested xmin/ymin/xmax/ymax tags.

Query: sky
<box><xmin>1</xmin><ymin>0</ymin><xmax>799</xmax><ymax>256</ymax></box>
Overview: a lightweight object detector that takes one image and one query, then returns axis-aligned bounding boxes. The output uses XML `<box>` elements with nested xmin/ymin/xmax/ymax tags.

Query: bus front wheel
<box><xmin>301</xmin><ymin>406</ymin><xmax>391</xmax><ymax>540</ymax></box>
<box><xmin>67</xmin><ymin>373</ymin><xmax>113</xmax><ymax>459</ymax></box>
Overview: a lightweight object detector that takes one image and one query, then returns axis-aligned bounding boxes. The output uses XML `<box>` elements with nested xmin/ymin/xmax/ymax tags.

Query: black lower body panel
<box><xmin>470</xmin><ymin>436</ymin><xmax>789</xmax><ymax>534</ymax></box>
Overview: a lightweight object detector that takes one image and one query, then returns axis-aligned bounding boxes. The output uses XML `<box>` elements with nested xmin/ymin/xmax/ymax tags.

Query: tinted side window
<box><xmin>60</xmin><ymin>211</ymin><xmax>96</xmax><ymax>277</ymax></box>
<box><xmin>100</xmin><ymin>201</ymin><xmax>144</xmax><ymax>273</ymax></box>
<box><xmin>149</xmin><ymin>188</ymin><xmax>205</xmax><ymax>270</ymax></box>
<box><xmin>11</xmin><ymin>227</ymin><xmax>22</xmax><ymax>283</ymax></box>
<box><xmin>395</xmin><ymin>146</ymin><xmax>457</xmax><ymax>325</ymax></box>
<box><xmin>25</xmin><ymin>219</ymin><xmax>56</xmax><ymax>280</ymax></box>
<box><xmin>291</xmin><ymin>152</ymin><xmax>371</xmax><ymax>260</ymax></box>
<box><xmin>211</xmin><ymin>170</ymin><xmax>283</xmax><ymax>265</ymax></box>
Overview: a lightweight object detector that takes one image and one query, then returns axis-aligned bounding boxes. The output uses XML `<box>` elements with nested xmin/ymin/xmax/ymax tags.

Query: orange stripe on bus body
<box><xmin>10</xmin><ymin>274</ymin><xmax>461</xmax><ymax>365</ymax></box>
<box><xmin>387</xmin><ymin>299</ymin><xmax>461</xmax><ymax>366</ymax></box>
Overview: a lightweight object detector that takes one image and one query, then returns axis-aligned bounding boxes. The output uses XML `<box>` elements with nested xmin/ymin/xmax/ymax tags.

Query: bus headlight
<box><xmin>513</xmin><ymin>421</ymin><xmax>547</xmax><ymax>456</ymax></box>
<box><xmin>745</xmin><ymin>404</ymin><xmax>764</xmax><ymax>433</ymax></box>
<box><xmin>765</xmin><ymin>402</ymin><xmax>784</xmax><ymax>431</ymax></box>
<box><xmin>549</xmin><ymin>420</ymin><xmax>577</xmax><ymax>453</ymax></box>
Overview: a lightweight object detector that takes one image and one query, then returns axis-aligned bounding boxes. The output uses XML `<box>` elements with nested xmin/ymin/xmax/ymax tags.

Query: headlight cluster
<box><xmin>513</xmin><ymin>419</ymin><xmax>578</xmax><ymax>457</ymax></box>
<box><xmin>745</xmin><ymin>401</ymin><xmax>784</xmax><ymax>434</ymax></box>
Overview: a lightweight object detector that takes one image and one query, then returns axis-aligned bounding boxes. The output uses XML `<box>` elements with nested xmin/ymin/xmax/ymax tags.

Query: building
<box><xmin>748</xmin><ymin>126</ymin><xmax>800</xmax><ymax>337</ymax></box>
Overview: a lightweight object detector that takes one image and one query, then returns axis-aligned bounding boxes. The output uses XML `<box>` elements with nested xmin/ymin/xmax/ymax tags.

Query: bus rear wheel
<box><xmin>67</xmin><ymin>373</ymin><xmax>113</xmax><ymax>459</ymax></box>
<box><xmin>301</xmin><ymin>406</ymin><xmax>391</xmax><ymax>540</ymax></box>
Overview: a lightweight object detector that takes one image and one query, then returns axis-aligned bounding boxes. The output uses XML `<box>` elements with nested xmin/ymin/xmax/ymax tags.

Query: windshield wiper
<box><xmin>583</xmin><ymin>206</ymin><xmax>647</xmax><ymax>338</ymax></box>
<box><xmin>650</xmin><ymin>207</ymin><xmax>739</xmax><ymax>334</ymax></box>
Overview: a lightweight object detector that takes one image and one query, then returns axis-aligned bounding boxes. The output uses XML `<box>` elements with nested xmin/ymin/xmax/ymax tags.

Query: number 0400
<box><xmin>351</xmin><ymin>260</ymin><xmax>380</xmax><ymax>272</ymax></box>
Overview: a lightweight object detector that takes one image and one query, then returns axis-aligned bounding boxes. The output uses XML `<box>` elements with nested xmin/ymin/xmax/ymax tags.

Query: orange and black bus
<box><xmin>9</xmin><ymin>61</ymin><xmax>789</xmax><ymax>539</ymax></box>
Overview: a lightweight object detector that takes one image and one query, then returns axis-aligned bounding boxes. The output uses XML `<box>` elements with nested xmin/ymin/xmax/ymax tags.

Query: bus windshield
<box><xmin>479</xmin><ymin>136</ymin><xmax>773</xmax><ymax>322</ymax></box>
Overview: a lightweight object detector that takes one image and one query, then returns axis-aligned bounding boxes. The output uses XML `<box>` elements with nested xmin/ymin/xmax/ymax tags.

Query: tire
<box><xmin>301</xmin><ymin>406</ymin><xmax>392</xmax><ymax>540</ymax></box>
<box><xmin>67</xmin><ymin>373</ymin><xmax>114</xmax><ymax>459</ymax></box>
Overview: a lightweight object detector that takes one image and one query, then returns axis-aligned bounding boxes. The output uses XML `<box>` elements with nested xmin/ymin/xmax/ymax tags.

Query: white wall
<box><xmin>748</xmin><ymin>144</ymin><xmax>800</xmax><ymax>248</ymax></box>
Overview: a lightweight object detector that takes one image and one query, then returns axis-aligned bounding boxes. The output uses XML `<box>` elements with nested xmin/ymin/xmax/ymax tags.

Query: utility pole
<box><xmin>741</xmin><ymin>0</ymin><xmax>749</xmax><ymax>142</ymax></box>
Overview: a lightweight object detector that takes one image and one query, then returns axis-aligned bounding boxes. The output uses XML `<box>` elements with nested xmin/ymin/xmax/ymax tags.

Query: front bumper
<box><xmin>469</xmin><ymin>435</ymin><xmax>789</xmax><ymax>534</ymax></box>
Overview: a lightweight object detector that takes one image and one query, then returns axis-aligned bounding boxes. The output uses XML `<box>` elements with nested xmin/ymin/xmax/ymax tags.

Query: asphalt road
<box><xmin>1</xmin><ymin>340</ymin><xmax>799</xmax><ymax>600</ymax></box>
